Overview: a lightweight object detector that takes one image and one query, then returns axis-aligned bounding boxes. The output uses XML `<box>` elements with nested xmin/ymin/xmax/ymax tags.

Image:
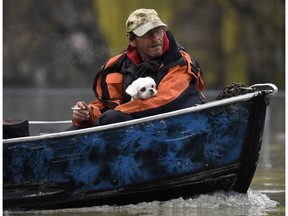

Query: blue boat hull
<box><xmin>3</xmin><ymin>88</ymin><xmax>274</xmax><ymax>210</ymax></box>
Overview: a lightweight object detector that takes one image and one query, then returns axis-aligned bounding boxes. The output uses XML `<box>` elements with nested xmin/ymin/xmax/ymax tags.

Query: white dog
<box><xmin>125</xmin><ymin>77</ymin><xmax>157</xmax><ymax>100</ymax></box>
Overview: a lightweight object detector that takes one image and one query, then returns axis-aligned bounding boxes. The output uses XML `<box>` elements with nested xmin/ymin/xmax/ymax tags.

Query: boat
<box><xmin>3</xmin><ymin>83</ymin><xmax>277</xmax><ymax>210</ymax></box>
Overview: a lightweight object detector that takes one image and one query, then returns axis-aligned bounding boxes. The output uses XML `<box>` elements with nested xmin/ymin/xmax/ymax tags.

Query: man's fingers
<box><xmin>73</xmin><ymin>109</ymin><xmax>90</xmax><ymax>121</ymax></box>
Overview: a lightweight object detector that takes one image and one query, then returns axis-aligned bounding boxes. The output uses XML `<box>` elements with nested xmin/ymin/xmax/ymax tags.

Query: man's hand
<box><xmin>72</xmin><ymin>101</ymin><xmax>91</xmax><ymax>122</ymax></box>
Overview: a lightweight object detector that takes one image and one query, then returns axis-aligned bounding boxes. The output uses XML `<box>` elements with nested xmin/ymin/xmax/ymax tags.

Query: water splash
<box><xmin>4</xmin><ymin>189</ymin><xmax>278</xmax><ymax>216</ymax></box>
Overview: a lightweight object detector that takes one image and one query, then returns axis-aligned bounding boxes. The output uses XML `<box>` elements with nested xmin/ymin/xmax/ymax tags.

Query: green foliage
<box><xmin>3</xmin><ymin>0</ymin><xmax>284</xmax><ymax>89</ymax></box>
<box><xmin>219</xmin><ymin>0</ymin><xmax>247</xmax><ymax>84</ymax></box>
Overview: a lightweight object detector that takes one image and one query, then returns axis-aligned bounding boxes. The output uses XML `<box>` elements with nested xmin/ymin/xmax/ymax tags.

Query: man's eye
<box><xmin>140</xmin><ymin>87</ymin><xmax>146</xmax><ymax>92</ymax></box>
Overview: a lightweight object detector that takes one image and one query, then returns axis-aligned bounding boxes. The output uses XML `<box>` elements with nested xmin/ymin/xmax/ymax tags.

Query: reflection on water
<box><xmin>3</xmin><ymin>89</ymin><xmax>285</xmax><ymax>215</ymax></box>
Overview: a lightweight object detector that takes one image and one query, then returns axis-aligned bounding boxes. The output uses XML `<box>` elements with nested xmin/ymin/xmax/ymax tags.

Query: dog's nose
<box><xmin>149</xmin><ymin>89</ymin><xmax>154</xmax><ymax>94</ymax></box>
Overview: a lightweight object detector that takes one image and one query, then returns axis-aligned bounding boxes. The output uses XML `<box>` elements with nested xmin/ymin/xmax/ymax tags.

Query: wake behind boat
<box><xmin>3</xmin><ymin>83</ymin><xmax>277</xmax><ymax>210</ymax></box>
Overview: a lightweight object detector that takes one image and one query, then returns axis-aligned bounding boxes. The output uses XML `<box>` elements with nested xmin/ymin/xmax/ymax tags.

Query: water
<box><xmin>3</xmin><ymin>88</ymin><xmax>285</xmax><ymax>215</ymax></box>
<box><xmin>2</xmin><ymin>190</ymin><xmax>280</xmax><ymax>216</ymax></box>
<box><xmin>3</xmin><ymin>88</ymin><xmax>96</xmax><ymax>121</ymax></box>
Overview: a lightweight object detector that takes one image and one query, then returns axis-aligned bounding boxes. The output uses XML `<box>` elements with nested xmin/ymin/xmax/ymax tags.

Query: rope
<box><xmin>216</xmin><ymin>83</ymin><xmax>255</xmax><ymax>100</ymax></box>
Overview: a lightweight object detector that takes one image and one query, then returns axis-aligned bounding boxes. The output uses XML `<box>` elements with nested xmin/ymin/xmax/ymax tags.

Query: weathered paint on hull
<box><xmin>3</xmin><ymin>92</ymin><xmax>270</xmax><ymax>210</ymax></box>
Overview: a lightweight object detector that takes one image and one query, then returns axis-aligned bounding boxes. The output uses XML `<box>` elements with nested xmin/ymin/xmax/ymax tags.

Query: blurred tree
<box><xmin>171</xmin><ymin>0</ymin><xmax>284</xmax><ymax>89</ymax></box>
<box><xmin>4</xmin><ymin>0</ymin><xmax>109</xmax><ymax>87</ymax></box>
<box><xmin>3</xmin><ymin>0</ymin><xmax>284</xmax><ymax>90</ymax></box>
<box><xmin>218</xmin><ymin>0</ymin><xmax>248</xmax><ymax>86</ymax></box>
<box><xmin>229</xmin><ymin>0</ymin><xmax>285</xmax><ymax>88</ymax></box>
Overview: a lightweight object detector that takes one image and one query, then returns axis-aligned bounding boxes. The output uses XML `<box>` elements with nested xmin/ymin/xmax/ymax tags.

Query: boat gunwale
<box><xmin>3</xmin><ymin>88</ymin><xmax>274</xmax><ymax>144</ymax></box>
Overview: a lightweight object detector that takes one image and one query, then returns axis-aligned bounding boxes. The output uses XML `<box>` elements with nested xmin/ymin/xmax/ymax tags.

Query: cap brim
<box><xmin>133</xmin><ymin>21</ymin><xmax>167</xmax><ymax>37</ymax></box>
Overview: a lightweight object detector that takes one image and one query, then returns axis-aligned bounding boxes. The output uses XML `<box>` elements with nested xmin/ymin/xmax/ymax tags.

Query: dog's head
<box><xmin>125</xmin><ymin>77</ymin><xmax>157</xmax><ymax>100</ymax></box>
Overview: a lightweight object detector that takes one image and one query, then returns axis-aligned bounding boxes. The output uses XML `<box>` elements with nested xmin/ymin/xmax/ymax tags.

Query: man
<box><xmin>70</xmin><ymin>8</ymin><xmax>205</xmax><ymax>129</ymax></box>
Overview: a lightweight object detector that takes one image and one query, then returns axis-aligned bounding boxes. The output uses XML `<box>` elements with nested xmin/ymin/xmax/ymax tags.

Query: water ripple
<box><xmin>4</xmin><ymin>189</ymin><xmax>279</xmax><ymax>216</ymax></box>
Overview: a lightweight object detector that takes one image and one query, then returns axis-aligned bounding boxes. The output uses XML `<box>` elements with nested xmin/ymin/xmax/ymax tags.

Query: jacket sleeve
<box><xmin>114</xmin><ymin>63</ymin><xmax>195</xmax><ymax>115</ymax></box>
<box><xmin>72</xmin><ymin>67</ymin><xmax>124</xmax><ymax>128</ymax></box>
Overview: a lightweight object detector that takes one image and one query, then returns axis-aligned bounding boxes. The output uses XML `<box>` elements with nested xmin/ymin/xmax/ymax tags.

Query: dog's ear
<box><xmin>125</xmin><ymin>82</ymin><xmax>138</xmax><ymax>98</ymax></box>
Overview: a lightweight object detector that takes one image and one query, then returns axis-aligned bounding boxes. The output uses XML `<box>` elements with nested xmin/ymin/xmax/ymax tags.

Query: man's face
<box><xmin>129</xmin><ymin>27</ymin><xmax>165</xmax><ymax>62</ymax></box>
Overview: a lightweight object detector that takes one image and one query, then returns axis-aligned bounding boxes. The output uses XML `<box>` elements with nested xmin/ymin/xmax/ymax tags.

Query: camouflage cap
<box><xmin>126</xmin><ymin>9</ymin><xmax>167</xmax><ymax>37</ymax></box>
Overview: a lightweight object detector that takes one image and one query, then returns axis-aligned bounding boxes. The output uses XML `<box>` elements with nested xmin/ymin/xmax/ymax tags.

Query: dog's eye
<box><xmin>140</xmin><ymin>87</ymin><xmax>146</xmax><ymax>92</ymax></box>
<box><xmin>151</xmin><ymin>85</ymin><xmax>154</xmax><ymax>88</ymax></box>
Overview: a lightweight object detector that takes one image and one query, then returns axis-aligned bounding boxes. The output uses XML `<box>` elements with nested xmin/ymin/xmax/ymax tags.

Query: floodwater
<box><xmin>3</xmin><ymin>88</ymin><xmax>285</xmax><ymax>216</ymax></box>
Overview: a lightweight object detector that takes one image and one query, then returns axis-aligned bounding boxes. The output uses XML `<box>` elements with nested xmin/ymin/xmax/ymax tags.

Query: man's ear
<box><xmin>128</xmin><ymin>35</ymin><xmax>137</xmax><ymax>47</ymax></box>
<box><xmin>129</xmin><ymin>40</ymin><xmax>136</xmax><ymax>47</ymax></box>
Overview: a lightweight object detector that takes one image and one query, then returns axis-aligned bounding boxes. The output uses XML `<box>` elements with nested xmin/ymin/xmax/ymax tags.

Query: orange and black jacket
<box><xmin>73</xmin><ymin>31</ymin><xmax>205</xmax><ymax>127</ymax></box>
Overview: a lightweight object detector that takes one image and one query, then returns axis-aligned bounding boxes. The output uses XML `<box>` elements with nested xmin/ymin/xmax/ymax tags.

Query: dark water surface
<box><xmin>3</xmin><ymin>88</ymin><xmax>285</xmax><ymax>215</ymax></box>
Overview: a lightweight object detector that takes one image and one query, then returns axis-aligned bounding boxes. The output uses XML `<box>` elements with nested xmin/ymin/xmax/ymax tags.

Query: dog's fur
<box><xmin>125</xmin><ymin>77</ymin><xmax>157</xmax><ymax>100</ymax></box>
